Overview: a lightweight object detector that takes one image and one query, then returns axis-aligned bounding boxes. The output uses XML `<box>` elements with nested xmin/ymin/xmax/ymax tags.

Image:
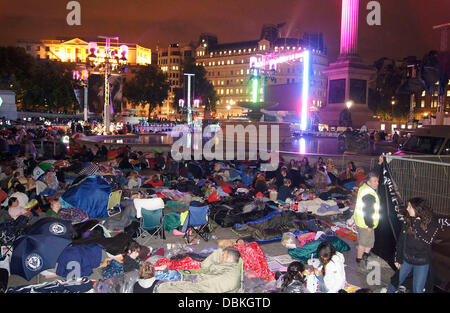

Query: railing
<box><xmin>384</xmin><ymin>155</ymin><xmax>450</xmax><ymax>216</ymax></box>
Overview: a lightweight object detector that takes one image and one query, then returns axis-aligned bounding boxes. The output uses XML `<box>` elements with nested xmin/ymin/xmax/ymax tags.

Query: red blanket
<box><xmin>233</xmin><ymin>242</ymin><xmax>275</xmax><ymax>281</ymax></box>
<box><xmin>154</xmin><ymin>257</ymin><xmax>201</xmax><ymax>270</ymax></box>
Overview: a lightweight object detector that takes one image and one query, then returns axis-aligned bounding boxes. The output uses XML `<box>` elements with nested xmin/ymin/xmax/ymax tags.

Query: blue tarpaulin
<box><xmin>61</xmin><ymin>175</ymin><xmax>112</xmax><ymax>218</ymax></box>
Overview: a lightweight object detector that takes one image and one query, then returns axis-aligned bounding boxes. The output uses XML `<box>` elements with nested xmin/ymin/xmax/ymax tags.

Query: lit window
<box><xmin>421</xmin><ymin>100</ymin><xmax>425</xmax><ymax>108</ymax></box>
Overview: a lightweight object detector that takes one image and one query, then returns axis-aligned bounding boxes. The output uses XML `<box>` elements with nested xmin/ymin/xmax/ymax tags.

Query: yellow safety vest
<box><xmin>354</xmin><ymin>183</ymin><xmax>380</xmax><ymax>229</ymax></box>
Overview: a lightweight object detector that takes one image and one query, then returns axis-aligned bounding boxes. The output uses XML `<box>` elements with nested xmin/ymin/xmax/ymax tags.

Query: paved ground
<box><xmin>5</xmin><ymin>170</ymin><xmax>395</xmax><ymax>292</ymax></box>
<box><xmin>6</xmin><ymin>212</ymin><xmax>394</xmax><ymax>292</ymax></box>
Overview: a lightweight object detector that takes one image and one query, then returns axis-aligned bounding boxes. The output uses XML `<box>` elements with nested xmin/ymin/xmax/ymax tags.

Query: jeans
<box><xmin>386</xmin><ymin>261</ymin><xmax>429</xmax><ymax>293</ymax></box>
<box><xmin>317</xmin><ymin>275</ymin><xmax>328</xmax><ymax>293</ymax></box>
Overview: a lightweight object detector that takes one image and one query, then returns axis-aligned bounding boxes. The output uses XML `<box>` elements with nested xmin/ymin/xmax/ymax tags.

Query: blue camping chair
<box><xmin>181</xmin><ymin>204</ymin><xmax>211</xmax><ymax>243</ymax></box>
<box><xmin>138</xmin><ymin>206</ymin><xmax>165</xmax><ymax>245</ymax></box>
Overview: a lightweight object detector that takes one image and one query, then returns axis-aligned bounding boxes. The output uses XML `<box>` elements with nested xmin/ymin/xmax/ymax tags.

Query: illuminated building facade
<box><xmin>195</xmin><ymin>25</ymin><xmax>329</xmax><ymax>118</ymax></box>
<box><xmin>17</xmin><ymin>37</ymin><xmax>152</xmax><ymax>65</ymax></box>
<box><xmin>157</xmin><ymin>43</ymin><xmax>194</xmax><ymax>116</ymax></box>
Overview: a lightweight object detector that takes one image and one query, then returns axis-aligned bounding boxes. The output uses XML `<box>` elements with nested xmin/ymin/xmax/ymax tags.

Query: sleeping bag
<box><xmin>288</xmin><ymin>236</ymin><xmax>350</xmax><ymax>263</ymax></box>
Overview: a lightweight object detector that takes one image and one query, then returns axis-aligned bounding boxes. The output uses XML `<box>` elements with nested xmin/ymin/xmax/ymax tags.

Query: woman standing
<box><xmin>387</xmin><ymin>198</ymin><xmax>440</xmax><ymax>293</ymax></box>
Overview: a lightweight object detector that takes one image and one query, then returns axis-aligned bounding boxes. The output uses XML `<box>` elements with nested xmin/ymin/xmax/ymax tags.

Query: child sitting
<box><xmin>316</xmin><ymin>241</ymin><xmax>346</xmax><ymax>293</ymax></box>
<box><xmin>132</xmin><ymin>262</ymin><xmax>160</xmax><ymax>293</ymax></box>
<box><xmin>276</xmin><ymin>261</ymin><xmax>309</xmax><ymax>293</ymax></box>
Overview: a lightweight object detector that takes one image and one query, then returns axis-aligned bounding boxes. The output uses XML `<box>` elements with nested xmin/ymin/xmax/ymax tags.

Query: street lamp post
<box><xmin>391</xmin><ymin>99</ymin><xmax>396</xmax><ymax>121</ymax></box>
<box><xmin>87</xmin><ymin>36</ymin><xmax>128</xmax><ymax>134</ymax></box>
<box><xmin>184</xmin><ymin>73</ymin><xmax>195</xmax><ymax>126</ymax></box>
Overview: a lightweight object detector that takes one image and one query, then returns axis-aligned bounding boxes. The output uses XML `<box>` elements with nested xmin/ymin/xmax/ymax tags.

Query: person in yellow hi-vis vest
<box><xmin>353</xmin><ymin>172</ymin><xmax>380</xmax><ymax>266</ymax></box>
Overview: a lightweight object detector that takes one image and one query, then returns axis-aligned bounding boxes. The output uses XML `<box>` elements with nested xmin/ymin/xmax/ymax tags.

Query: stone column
<box><xmin>340</xmin><ymin>0</ymin><xmax>360</xmax><ymax>57</ymax></box>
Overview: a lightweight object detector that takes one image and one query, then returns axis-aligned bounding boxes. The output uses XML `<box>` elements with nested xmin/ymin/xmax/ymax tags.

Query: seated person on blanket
<box><xmin>144</xmin><ymin>174</ymin><xmax>163</xmax><ymax>188</ymax></box>
<box><xmin>156</xmin><ymin>247</ymin><xmax>242</xmax><ymax>293</ymax></box>
<box><xmin>276</xmin><ymin>261</ymin><xmax>310</xmax><ymax>293</ymax></box>
<box><xmin>133</xmin><ymin>261</ymin><xmax>160</xmax><ymax>293</ymax></box>
<box><xmin>277</xmin><ymin>178</ymin><xmax>293</xmax><ymax>202</ymax></box>
<box><xmin>316</xmin><ymin>241</ymin><xmax>346</xmax><ymax>293</ymax></box>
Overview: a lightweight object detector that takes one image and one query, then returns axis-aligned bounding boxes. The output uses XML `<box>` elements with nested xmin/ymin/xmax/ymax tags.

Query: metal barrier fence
<box><xmin>385</xmin><ymin>155</ymin><xmax>450</xmax><ymax>216</ymax></box>
<box><xmin>279</xmin><ymin>151</ymin><xmax>378</xmax><ymax>174</ymax></box>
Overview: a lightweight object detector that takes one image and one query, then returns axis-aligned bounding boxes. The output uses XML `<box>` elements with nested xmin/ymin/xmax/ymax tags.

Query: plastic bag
<box><xmin>281</xmin><ymin>232</ymin><xmax>298</xmax><ymax>249</ymax></box>
<box><xmin>94</xmin><ymin>270</ymin><xmax>139</xmax><ymax>293</ymax></box>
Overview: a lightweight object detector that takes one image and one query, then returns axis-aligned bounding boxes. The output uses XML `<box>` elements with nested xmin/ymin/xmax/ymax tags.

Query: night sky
<box><xmin>0</xmin><ymin>0</ymin><xmax>448</xmax><ymax>64</ymax></box>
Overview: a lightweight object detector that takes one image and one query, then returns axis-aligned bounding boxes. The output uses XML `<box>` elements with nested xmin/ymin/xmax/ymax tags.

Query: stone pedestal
<box><xmin>320</xmin><ymin>0</ymin><xmax>376</xmax><ymax>128</ymax></box>
<box><xmin>0</xmin><ymin>90</ymin><xmax>18</xmax><ymax>120</ymax></box>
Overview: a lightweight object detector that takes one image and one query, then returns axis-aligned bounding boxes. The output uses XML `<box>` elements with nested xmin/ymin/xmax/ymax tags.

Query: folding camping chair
<box><xmin>107</xmin><ymin>190</ymin><xmax>122</xmax><ymax>217</ymax></box>
<box><xmin>181</xmin><ymin>204</ymin><xmax>211</xmax><ymax>244</ymax></box>
<box><xmin>138</xmin><ymin>206</ymin><xmax>165</xmax><ymax>245</ymax></box>
<box><xmin>133</xmin><ymin>198</ymin><xmax>166</xmax><ymax>245</ymax></box>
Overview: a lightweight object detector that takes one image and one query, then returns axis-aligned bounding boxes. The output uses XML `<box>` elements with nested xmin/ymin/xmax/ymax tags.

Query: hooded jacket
<box><xmin>322</xmin><ymin>252</ymin><xmax>346</xmax><ymax>293</ymax></box>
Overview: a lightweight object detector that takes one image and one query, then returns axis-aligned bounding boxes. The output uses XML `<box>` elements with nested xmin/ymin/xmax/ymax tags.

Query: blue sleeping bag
<box><xmin>61</xmin><ymin>175</ymin><xmax>112</xmax><ymax>218</ymax></box>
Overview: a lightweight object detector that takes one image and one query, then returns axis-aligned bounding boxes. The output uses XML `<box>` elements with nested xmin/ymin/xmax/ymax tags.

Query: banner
<box><xmin>74</xmin><ymin>88</ymin><xmax>84</xmax><ymax>111</ymax></box>
<box><xmin>372</xmin><ymin>159</ymin><xmax>403</xmax><ymax>270</ymax></box>
<box><xmin>88</xmin><ymin>74</ymin><xmax>123</xmax><ymax>114</ymax></box>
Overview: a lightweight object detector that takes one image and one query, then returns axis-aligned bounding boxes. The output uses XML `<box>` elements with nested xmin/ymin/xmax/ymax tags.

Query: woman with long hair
<box><xmin>387</xmin><ymin>198</ymin><xmax>440</xmax><ymax>293</ymax></box>
<box><xmin>317</xmin><ymin>241</ymin><xmax>346</xmax><ymax>293</ymax></box>
<box><xmin>277</xmin><ymin>261</ymin><xmax>309</xmax><ymax>293</ymax></box>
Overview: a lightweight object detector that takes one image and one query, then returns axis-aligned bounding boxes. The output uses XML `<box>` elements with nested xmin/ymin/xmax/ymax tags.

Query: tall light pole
<box><xmin>87</xmin><ymin>36</ymin><xmax>128</xmax><ymax>133</ymax></box>
<box><xmin>184</xmin><ymin>73</ymin><xmax>195</xmax><ymax>126</ymax></box>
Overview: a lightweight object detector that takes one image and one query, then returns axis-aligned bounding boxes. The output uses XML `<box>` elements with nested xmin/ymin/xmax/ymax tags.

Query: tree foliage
<box><xmin>0</xmin><ymin>46</ymin><xmax>78</xmax><ymax>113</ymax></box>
<box><xmin>369</xmin><ymin>57</ymin><xmax>414</xmax><ymax>120</ymax></box>
<box><xmin>123</xmin><ymin>64</ymin><xmax>170</xmax><ymax>117</ymax></box>
<box><xmin>174</xmin><ymin>57</ymin><xmax>219</xmax><ymax>115</ymax></box>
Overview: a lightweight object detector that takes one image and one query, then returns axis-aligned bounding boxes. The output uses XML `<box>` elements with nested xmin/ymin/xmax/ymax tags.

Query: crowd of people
<box><xmin>0</xmin><ymin>117</ymin><xmax>443</xmax><ymax>294</ymax></box>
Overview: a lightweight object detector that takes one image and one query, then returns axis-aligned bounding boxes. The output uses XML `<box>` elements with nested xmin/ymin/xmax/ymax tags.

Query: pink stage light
<box><xmin>88</xmin><ymin>42</ymin><xmax>98</xmax><ymax>54</ymax></box>
<box><xmin>179</xmin><ymin>99</ymin><xmax>185</xmax><ymax>107</ymax></box>
<box><xmin>250</xmin><ymin>48</ymin><xmax>310</xmax><ymax>129</ymax></box>
<box><xmin>119</xmin><ymin>45</ymin><xmax>129</xmax><ymax>58</ymax></box>
<box><xmin>300</xmin><ymin>50</ymin><xmax>310</xmax><ymax>131</ymax></box>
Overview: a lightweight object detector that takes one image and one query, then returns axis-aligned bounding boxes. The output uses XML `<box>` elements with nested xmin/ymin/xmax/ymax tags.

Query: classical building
<box><xmin>17</xmin><ymin>37</ymin><xmax>152</xmax><ymax>65</ymax></box>
<box><xmin>414</xmin><ymin>83</ymin><xmax>450</xmax><ymax>120</ymax></box>
<box><xmin>194</xmin><ymin>25</ymin><xmax>329</xmax><ymax>118</ymax></box>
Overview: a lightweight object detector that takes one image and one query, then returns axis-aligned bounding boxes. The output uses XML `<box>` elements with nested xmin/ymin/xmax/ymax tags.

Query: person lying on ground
<box><xmin>7</xmin><ymin>196</ymin><xmax>28</xmax><ymax>220</ymax></box>
<box><xmin>156</xmin><ymin>246</ymin><xmax>242</xmax><ymax>293</ymax></box>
